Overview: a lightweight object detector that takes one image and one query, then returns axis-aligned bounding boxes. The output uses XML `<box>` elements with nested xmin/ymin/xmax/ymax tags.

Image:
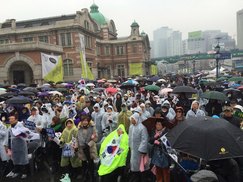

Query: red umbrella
<box><xmin>97</xmin><ymin>79</ymin><xmax>105</xmax><ymax>83</ymax></box>
<box><xmin>238</xmin><ymin>86</ymin><xmax>243</xmax><ymax>91</ymax></box>
<box><xmin>106</xmin><ymin>87</ymin><xmax>118</xmax><ymax>94</ymax></box>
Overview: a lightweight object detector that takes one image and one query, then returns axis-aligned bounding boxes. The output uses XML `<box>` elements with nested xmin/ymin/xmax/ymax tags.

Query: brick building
<box><xmin>0</xmin><ymin>4</ymin><xmax>150</xmax><ymax>85</ymax></box>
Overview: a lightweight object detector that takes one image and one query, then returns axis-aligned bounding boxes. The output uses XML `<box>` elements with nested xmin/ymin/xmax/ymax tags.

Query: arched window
<box><xmin>63</xmin><ymin>59</ymin><xmax>74</xmax><ymax>76</ymax></box>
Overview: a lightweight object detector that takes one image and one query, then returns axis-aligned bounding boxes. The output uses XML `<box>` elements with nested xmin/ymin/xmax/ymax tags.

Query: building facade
<box><xmin>237</xmin><ymin>9</ymin><xmax>243</xmax><ymax>49</ymax></box>
<box><xmin>0</xmin><ymin>4</ymin><xmax>150</xmax><ymax>85</ymax></box>
<box><xmin>187</xmin><ymin>30</ymin><xmax>235</xmax><ymax>54</ymax></box>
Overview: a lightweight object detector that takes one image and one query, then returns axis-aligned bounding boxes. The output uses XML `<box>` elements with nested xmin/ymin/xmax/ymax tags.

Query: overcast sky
<box><xmin>1</xmin><ymin>0</ymin><xmax>243</xmax><ymax>40</ymax></box>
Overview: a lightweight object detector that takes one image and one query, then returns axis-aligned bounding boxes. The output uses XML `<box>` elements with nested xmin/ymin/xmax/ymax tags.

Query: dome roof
<box><xmin>90</xmin><ymin>4</ymin><xmax>108</xmax><ymax>26</ymax></box>
<box><xmin>131</xmin><ymin>21</ymin><xmax>139</xmax><ymax>27</ymax></box>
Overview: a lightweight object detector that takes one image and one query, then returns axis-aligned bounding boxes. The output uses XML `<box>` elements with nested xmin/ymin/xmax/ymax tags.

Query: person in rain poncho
<box><xmin>139</xmin><ymin>103</ymin><xmax>151</xmax><ymax>119</ymax></box>
<box><xmin>186</xmin><ymin>100</ymin><xmax>205</xmax><ymax>119</ymax></box>
<box><xmin>129</xmin><ymin>113</ymin><xmax>149</xmax><ymax>182</ymax></box>
<box><xmin>91</xmin><ymin>103</ymin><xmax>104</xmax><ymax>142</ymax></box>
<box><xmin>5</xmin><ymin>115</ymin><xmax>30</xmax><ymax>179</ymax></box>
<box><xmin>98</xmin><ymin>124</ymin><xmax>129</xmax><ymax>181</ymax></box>
<box><xmin>145</xmin><ymin>100</ymin><xmax>155</xmax><ymax>117</ymax></box>
<box><xmin>59</xmin><ymin>119</ymin><xmax>81</xmax><ymax>179</ymax></box>
<box><xmin>118</xmin><ymin>103</ymin><xmax>133</xmax><ymax>133</ymax></box>
<box><xmin>75</xmin><ymin>116</ymin><xmax>98</xmax><ymax>182</ymax></box>
<box><xmin>101</xmin><ymin>105</ymin><xmax>118</xmax><ymax>134</ymax></box>
<box><xmin>0</xmin><ymin>120</ymin><xmax>9</xmax><ymax>172</ymax></box>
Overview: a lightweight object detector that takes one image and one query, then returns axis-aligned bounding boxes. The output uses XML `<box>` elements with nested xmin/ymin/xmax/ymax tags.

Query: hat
<box><xmin>140</xmin><ymin>103</ymin><xmax>145</xmax><ymax>108</ymax></box>
<box><xmin>175</xmin><ymin>106</ymin><xmax>184</xmax><ymax>113</ymax></box>
<box><xmin>161</xmin><ymin>103</ymin><xmax>170</xmax><ymax>109</ymax></box>
<box><xmin>124</xmin><ymin>94</ymin><xmax>128</xmax><ymax>97</ymax></box>
<box><xmin>107</xmin><ymin>105</ymin><xmax>113</xmax><ymax>110</ymax></box>
<box><xmin>223</xmin><ymin>106</ymin><xmax>233</xmax><ymax>112</ymax></box>
<box><xmin>145</xmin><ymin>100</ymin><xmax>151</xmax><ymax>105</ymax></box>
<box><xmin>121</xmin><ymin>103</ymin><xmax>127</xmax><ymax>107</ymax></box>
<box><xmin>191</xmin><ymin>170</ymin><xmax>218</xmax><ymax>182</ymax></box>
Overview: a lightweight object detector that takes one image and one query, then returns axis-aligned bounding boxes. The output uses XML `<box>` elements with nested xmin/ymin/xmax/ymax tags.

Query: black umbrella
<box><xmin>93</xmin><ymin>88</ymin><xmax>105</xmax><ymax>92</ymax></box>
<box><xmin>23</xmin><ymin>87</ymin><xmax>38</xmax><ymax>93</ymax></box>
<box><xmin>142</xmin><ymin>117</ymin><xmax>174</xmax><ymax>133</ymax></box>
<box><xmin>173</xmin><ymin>86</ymin><xmax>197</xmax><ymax>94</ymax></box>
<box><xmin>6</xmin><ymin>96</ymin><xmax>32</xmax><ymax>104</ymax></box>
<box><xmin>166</xmin><ymin>117</ymin><xmax>243</xmax><ymax>161</ymax></box>
<box><xmin>19</xmin><ymin>91</ymin><xmax>36</xmax><ymax>96</ymax></box>
<box><xmin>0</xmin><ymin>92</ymin><xmax>17</xmax><ymax>98</ymax></box>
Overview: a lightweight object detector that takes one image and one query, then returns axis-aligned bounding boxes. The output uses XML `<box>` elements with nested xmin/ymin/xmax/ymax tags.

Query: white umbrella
<box><xmin>48</xmin><ymin>91</ymin><xmax>63</xmax><ymax>96</ymax></box>
<box><xmin>43</xmin><ymin>83</ymin><xmax>51</xmax><ymax>87</ymax></box>
<box><xmin>159</xmin><ymin>88</ymin><xmax>173</xmax><ymax>96</ymax></box>
<box><xmin>86</xmin><ymin>83</ymin><xmax>95</xmax><ymax>87</ymax></box>
<box><xmin>157</xmin><ymin>79</ymin><xmax>167</xmax><ymax>83</ymax></box>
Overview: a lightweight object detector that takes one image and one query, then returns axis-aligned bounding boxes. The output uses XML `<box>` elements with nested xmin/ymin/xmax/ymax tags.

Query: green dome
<box><xmin>131</xmin><ymin>21</ymin><xmax>139</xmax><ymax>27</ymax></box>
<box><xmin>90</xmin><ymin>4</ymin><xmax>107</xmax><ymax>26</ymax></box>
<box><xmin>141</xmin><ymin>31</ymin><xmax>146</xmax><ymax>36</ymax></box>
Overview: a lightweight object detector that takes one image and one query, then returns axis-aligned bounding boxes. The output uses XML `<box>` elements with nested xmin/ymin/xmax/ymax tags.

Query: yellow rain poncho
<box><xmin>98</xmin><ymin>124</ymin><xmax>129</xmax><ymax>176</ymax></box>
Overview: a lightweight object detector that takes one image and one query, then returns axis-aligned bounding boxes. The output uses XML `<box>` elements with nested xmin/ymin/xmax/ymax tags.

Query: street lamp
<box><xmin>215</xmin><ymin>44</ymin><xmax>220</xmax><ymax>79</ymax></box>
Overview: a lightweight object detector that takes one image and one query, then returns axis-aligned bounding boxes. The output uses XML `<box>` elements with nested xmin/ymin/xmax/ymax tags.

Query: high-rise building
<box><xmin>153</xmin><ymin>27</ymin><xmax>182</xmax><ymax>58</ymax></box>
<box><xmin>237</xmin><ymin>9</ymin><xmax>243</xmax><ymax>49</ymax></box>
<box><xmin>187</xmin><ymin>30</ymin><xmax>235</xmax><ymax>54</ymax></box>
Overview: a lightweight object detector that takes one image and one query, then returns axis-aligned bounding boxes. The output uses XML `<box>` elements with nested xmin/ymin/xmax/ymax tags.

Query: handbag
<box><xmin>62</xmin><ymin>143</ymin><xmax>74</xmax><ymax>157</ymax></box>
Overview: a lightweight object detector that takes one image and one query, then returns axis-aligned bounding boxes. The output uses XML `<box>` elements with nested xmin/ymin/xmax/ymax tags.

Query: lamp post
<box><xmin>215</xmin><ymin>44</ymin><xmax>220</xmax><ymax>79</ymax></box>
<box><xmin>192</xmin><ymin>56</ymin><xmax>196</xmax><ymax>74</ymax></box>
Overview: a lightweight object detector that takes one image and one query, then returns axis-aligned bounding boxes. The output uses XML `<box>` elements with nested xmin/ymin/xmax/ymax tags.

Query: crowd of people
<box><xmin>0</xmin><ymin>75</ymin><xmax>242</xmax><ymax>182</ymax></box>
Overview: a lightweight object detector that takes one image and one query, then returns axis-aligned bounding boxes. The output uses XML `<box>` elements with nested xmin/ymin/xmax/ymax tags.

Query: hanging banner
<box><xmin>79</xmin><ymin>34</ymin><xmax>94</xmax><ymax>80</ymax></box>
<box><xmin>129</xmin><ymin>63</ymin><xmax>143</xmax><ymax>76</ymax></box>
<box><xmin>41</xmin><ymin>53</ymin><xmax>63</xmax><ymax>82</ymax></box>
<box><xmin>150</xmin><ymin>65</ymin><xmax>158</xmax><ymax>75</ymax></box>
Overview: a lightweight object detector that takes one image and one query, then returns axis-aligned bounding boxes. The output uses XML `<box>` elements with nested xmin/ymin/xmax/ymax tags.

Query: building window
<box><xmin>96</xmin><ymin>46</ymin><xmax>101</xmax><ymax>55</ymax></box>
<box><xmin>38</xmin><ymin>36</ymin><xmax>48</xmax><ymax>43</ymax></box>
<box><xmin>117</xmin><ymin>64</ymin><xmax>125</xmax><ymax>77</ymax></box>
<box><xmin>85</xmin><ymin>36</ymin><xmax>92</xmax><ymax>48</ymax></box>
<box><xmin>87</xmin><ymin>62</ymin><xmax>92</xmax><ymax>72</ymax></box>
<box><xmin>63</xmin><ymin>59</ymin><xmax>74</xmax><ymax>76</ymax></box>
<box><xmin>84</xmin><ymin>20</ymin><xmax>90</xmax><ymax>30</ymax></box>
<box><xmin>132</xmin><ymin>44</ymin><xmax>137</xmax><ymax>53</ymax></box>
<box><xmin>23</xmin><ymin>37</ymin><xmax>33</xmax><ymax>42</ymax></box>
<box><xmin>60</xmin><ymin>33</ymin><xmax>72</xmax><ymax>46</ymax></box>
<box><xmin>0</xmin><ymin>39</ymin><xmax>9</xmax><ymax>44</ymax></box>
<box><xmin>105</xmin><ymin>46</ymin><xmax>110</xmax><ymax>55</ymax></box>
<box><xmin>116</xmin><ymin>46</ymin><xmax>125</xmax><ymax>55</ymax></box>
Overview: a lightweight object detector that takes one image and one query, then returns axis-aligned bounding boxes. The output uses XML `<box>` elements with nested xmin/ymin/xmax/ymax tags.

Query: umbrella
<box><xmin>173</xmin><ymin>86</ymin><xmax>196</xmax><ymax>94</ymax></box>
<box><xmin>216</xmin><ymin>77</ymin><xmax>228</xmax><ymax>82</ymax></box>
<box><xmin>0</xmin><ymin>92</ymin><xmax>17</xmax><ymax>98</ymax></box>
<box><xmin>166</xmin><ymin>117</ymin><xmax>243</xmax><ymax>161</ymax></box>
<box><xmin>144</xmin><ymin>85</ymin><xmax>160</xmax><ymax>92</ymax></box>
<box><xmin>230</xmin><ymin>84</ymin><xmax>241</xmax><ymax>88</ymax></box>
<box><xmin>23</xmin><ymin>87</ymin><xmax>38</xmax><ymax>93</ymax></box>
<box><xmin>159</xmin><ymin>88</ymin><xmax>173</xmax><ymax>96</ymax></box>
<box><xmin>61</xmin><ymin>83</ymin><xmax>73</xmax><ymax>88</ymax></box>
<box><xmin>48</xmin><ymin>91</ymin><xmax>63</xmax><ymax>96</ymax></box>
<box><xmin>142</xmin><ymin>117</ymin><xmax>174</xmax><ymax>133</ymax></box>
<box><xmin>56</xmin><ymin>88</ymin><xmax>67</xmax><ymax>93</ymax></box>
<box><xmin>105</xmin><ymin>87</ymin><xmax>118</xmax><ymax>94</ymax></box>
<box><xmin>42</xmin><ymin>83</ymin><xmax>51</xmax><ymax>87</ymax></box>
<box><xmin>17</xmin><ymin>83</ymin><xmax>26</xmax><ymax>88</ymax></box>
<box><xmin>6</xmin><ymin>96</ymin><xmax>32</xmax><ymax>104</ymax></box>
<box><xmin>201</xmin><ymin>91</ymin><xmax>228</xmax><ymax>101</ymax></box>
<box><xmin>149</xmin><ymin>76</ymin><xmax>160</xmax><ymax>82</ymax></box>
<box><xmin>38</xmin><ymin>92</ymin><xmax>51</xmax><ymax>97</ymax></box>
<box><xmin>238</xmin><ymin>86</ymin><xmax>243</xmax><ymax>91</ymax></box>
<box><xmin>93</xmin><ymin>88</ymin><xmax>105</xmax><ymax>92</ymax></box>
<box><xmin>157</xmin><ymin>79</ymin><xmax>167</xmax><ymax>83</ymax></box>
<box><xmin>122</xmin><ymin>79</ymin><xmax>138</xmax><ymax>85</ymax></box>
<box><xmin>19</xmin><ymin>91</ymin><xmax>36</xmax><ymax>96</ymax></box>
<box><xmin>228</xmin><ymin>77</ymin><xmax>243</xmax><ymax>82</ymax></box>
<box><xmin>107</xmin><ymin>80</ymin><xmax>117</xmax><ymax>83</ymax></box>
<box><xmin>223</xmin><ymin>88</ymin><xmax>240</xmax><ymax>94</ymax></box>
<box><xmin>86</xmin><ymin>83</ymin><xmax>95</xmax><ymax>87</ymax></box>
<box><xmin>97</xmin><ymin>79</ymin><xmax>105</xmax><ymax>83</ymax></box>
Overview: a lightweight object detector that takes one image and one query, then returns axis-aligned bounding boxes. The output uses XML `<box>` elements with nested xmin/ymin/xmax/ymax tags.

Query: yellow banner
<box><xmin>80</xmin><ymin>52</ymin><xmax>94</xmax><ymax>80</ymax></box>
<box><xmin>129</xmin><ymin>63</ymin><xmax>143</xmax><ymax>76</ymax></box>
<box><xmin>150</xmin><ymin>64</ymin><xmax>158</xmax><ymax>75</ymax></box>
